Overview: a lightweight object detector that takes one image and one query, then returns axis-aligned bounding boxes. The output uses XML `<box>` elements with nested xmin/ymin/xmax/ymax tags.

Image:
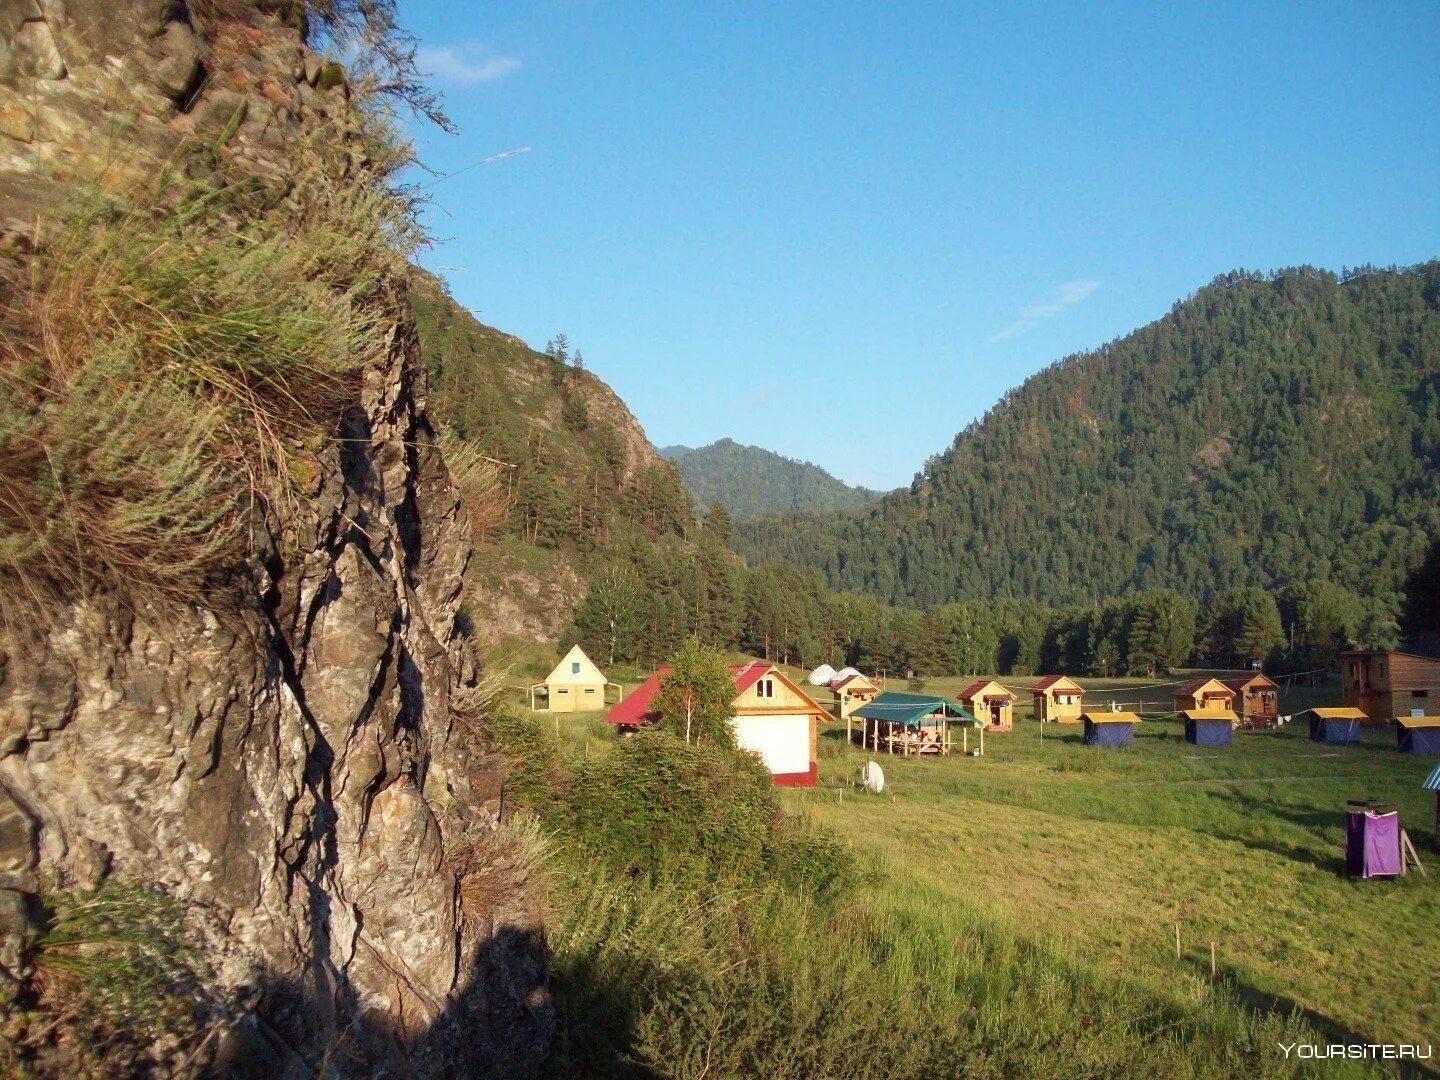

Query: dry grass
<box><xmin>439</xmin><ymin>425</ymin><xmax>510</xmax><ymax>540</ymax></box>
<box><xmin>0</xmin><ymin>126</ymin><xmax>416</xmax><ymax>620</ymax></box>
<box><xmin>449</xmin><ymin>816</ymin><xmax>551</xmax><ymax>935</ymax></box>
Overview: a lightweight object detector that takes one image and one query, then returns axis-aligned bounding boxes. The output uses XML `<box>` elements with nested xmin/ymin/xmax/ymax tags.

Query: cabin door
<box><xmin>989</xmin><ymin>702</ymin><xmax>1003</xmax><ymax>725</ymax></box>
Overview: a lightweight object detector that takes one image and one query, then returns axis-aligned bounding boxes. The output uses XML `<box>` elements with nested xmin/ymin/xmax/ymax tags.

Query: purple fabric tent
<box><xmin>1345</xmin><ymin>809</ymin><xmax>1401</xmax><ymax>878</ymax></box>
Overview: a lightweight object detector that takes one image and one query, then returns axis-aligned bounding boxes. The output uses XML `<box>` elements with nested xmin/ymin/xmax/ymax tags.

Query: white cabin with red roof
<box><xmin>604</xmin><ymin>661</ymin><xmax>827</xmax><ymax>785</ymax></box>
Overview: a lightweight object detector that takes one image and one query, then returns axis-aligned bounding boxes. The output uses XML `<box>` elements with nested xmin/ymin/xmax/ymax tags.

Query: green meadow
<box><xmin>784</xmin><ymin>676</ymin><xmax>1440</xmax><ymax>1054</ymax></box>
<box><xmin>512</xmin><ymin>669</ymin><xmax>1438</xmax><ymax>1076</ymax></box>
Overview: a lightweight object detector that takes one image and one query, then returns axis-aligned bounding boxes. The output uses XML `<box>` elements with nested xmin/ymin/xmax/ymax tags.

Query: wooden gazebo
<box><xmin>851</xmin><ymin>691</ymin><xmax>984</xmax><ymax>757</ymax></box>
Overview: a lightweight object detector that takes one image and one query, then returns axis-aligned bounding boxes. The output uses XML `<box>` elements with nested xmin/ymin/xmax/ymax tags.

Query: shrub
<box><xmin>565</xmin><ymin>729</ymin><xmax>853</xmax><ymax>895</ymax></box>
<box><xmin>9</xmin><ymin>879</ymin><xmax>210</xmax><ymax>1073</ymax></box>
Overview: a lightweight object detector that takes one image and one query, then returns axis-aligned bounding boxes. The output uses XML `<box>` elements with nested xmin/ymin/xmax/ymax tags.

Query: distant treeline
<box><xmin>569</xmin><ymin>505</ymin><xmax>1420</xmax><ymax>679</ymax></box>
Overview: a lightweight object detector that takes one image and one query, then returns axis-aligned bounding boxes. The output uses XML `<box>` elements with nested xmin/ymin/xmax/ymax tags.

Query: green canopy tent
<box><xmin>852</xmin><ymin>691</ymin><xmax>983</xmax><ymax>757</ymax></box>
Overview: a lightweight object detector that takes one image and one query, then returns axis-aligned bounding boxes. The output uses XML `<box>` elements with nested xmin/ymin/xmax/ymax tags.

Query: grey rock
<box><xmin>0</xmin><ymin>1</ymin><xmax>549</xmax><ymax>1074</ymax></box>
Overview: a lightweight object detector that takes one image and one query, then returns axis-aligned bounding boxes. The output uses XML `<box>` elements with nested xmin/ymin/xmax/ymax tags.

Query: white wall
<box><xmin>730</xmin><ymin>714</ymin><xmax>811</xmax><ymax>775</ymax></box>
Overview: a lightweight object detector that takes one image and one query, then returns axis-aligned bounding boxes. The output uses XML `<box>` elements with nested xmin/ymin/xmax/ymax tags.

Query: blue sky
<box><xmin>399</xmin><ymin>1</ymin><xmax>1440</xmax><ymax>490</ymax></box>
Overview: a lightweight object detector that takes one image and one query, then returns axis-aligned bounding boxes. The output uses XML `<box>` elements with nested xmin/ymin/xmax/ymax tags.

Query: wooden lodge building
<box><xmin>1342</xmin><ymin>650</ymin><xmax>1440</xmax><ymax>724</ymax></box>
<box><xmin>831</xmin><ymin>672</ymin><xmax>881</xmax><ymax>719</ymax></box>
<box><xmin>1173</xmin><ymin>677</ymin><xmax>1236</xmax><ymax>716</ymax></box>
<box><xmin>528</xmin><ymin>644</ymin><xmax>622</xmax><ymax>713</ymax></box>
<box><xmin>605</xmin><ymin>661</ymin><xmax>828</xmax><ymax>786</ymax></box>
<box><xmin>1031</xmin><ymin>675</ymin><xmax>1084</xmax><ymax>723</ymax></box>
<box><xmin>959</xmin><ymin>680</ymin><xmax>1016</xmax><ymax>732</ymax></box>
<box><xmin>1224</xmin><ymin>673</ymin><xmax>1280</xmax><ymax>724</ymax></box>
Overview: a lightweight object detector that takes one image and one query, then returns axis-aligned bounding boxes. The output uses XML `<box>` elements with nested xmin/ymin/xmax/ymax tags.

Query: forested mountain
<box><xmin>412</xmin><ymin>270</ymin><xmax>692</xmax><ymax>547</ymax></box>
<box><xmin>734</xmin><ymin>264</ymin><xmax>1440</xmax><ymax>614</ymax></box>
<box><xmin>661</xmin><ymin>438</ymin><xmax>882</xmax><ymax>518</ymax></box>
<box><xmin>410</xmin><ymin>271</ymin><xmax>693</xmax><ymax>644</ymax></box>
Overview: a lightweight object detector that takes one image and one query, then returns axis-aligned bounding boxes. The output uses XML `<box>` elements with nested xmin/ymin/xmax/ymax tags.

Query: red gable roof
<box><xmin>729</xmin><ymin>661</ymin><xmax>772</xmax><ymax>695</ymax></box>
<box><xmin>959</xmin><ymin>680</ymin><xmax>1016</xmax><ymax>701</ymax></box>
<box><xmin>604</xmin><ymin>667</ymin><xmax>669</xmax><ymax>727</ymax></box>
<box><xmin>604</xmin><ymin>661</ymin><xmax>782</xmax><ymax>726</ymax></box>
<box><xmin>1031</xmin><ymin>675</ymin><xmax>1083</xmax><ymax>694</ymax></box>
<box><xmin>1223</xmin><ymin>673</ymin><xmax>1279</xmax><ymax>692</ymax></box>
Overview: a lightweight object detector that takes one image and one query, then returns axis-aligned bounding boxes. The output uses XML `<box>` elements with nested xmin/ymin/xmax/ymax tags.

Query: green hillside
<box><xmin>665</xmin><ymin>438</ymin><xmax>882</xmax><ymax>519</ymax></box>
<box><xmin>733</xmin><ymin>264</ymin><xmax>1440</xmax><ymax>612</ymax></box>
<box><xmin>410</xmin><ymin>271</ymin><xmax>693</xmax><ymax>645</ymax></box>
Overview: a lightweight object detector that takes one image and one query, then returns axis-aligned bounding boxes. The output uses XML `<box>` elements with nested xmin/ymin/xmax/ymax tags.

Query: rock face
<box><xmin>0</xmin><ymin>2</ymin><xmax>548</xmax><ymax>1074</ymax></box>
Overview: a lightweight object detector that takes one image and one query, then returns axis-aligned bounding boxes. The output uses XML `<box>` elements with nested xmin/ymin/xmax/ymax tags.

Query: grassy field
<box><xmin>782</xmin><ymin>677</ymin><xmax>1439</xmax><ymax>1055</ymax></box>
<box><xmin>512</xmin><ymin>666</ymin><xmax>1438</xmax><ymax>1070</ymax></box>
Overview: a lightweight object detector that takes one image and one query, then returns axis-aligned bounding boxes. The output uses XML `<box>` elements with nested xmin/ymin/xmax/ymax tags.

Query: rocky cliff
<box><xmin>0</xmin><ymin>3</ymin><xmax>547</xmax><ymax>1075</ymax></box>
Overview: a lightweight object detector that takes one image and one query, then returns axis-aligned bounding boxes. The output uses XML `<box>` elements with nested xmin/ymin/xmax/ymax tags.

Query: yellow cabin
<box><xmin>959</xmin><ymin>679</ymin><xmax>1016</xmax><ymax>732</ymax></box>
<box><xmin>529</xmin><ymin>644</ymin><xmax>622</xmax><ymax>713</ymax></box>
<box><xmin>831</xmin><ymin>672</ymin><xmax>881</xmax><ymax>719</ymax></box>
<box><xmin>1173</xmin><ymin>677</ymin><xmax>1236</xmax><ymax>715</ymax></box>
<box><xmin>1031</xmin><ymin>674</ymin><xmax>1084</xmax><ymax>723</ymax></box>
<box><xmin>1224</xmin><ymin>673</ymin><xmax>1279</xmax><ymax>723</ymax></box>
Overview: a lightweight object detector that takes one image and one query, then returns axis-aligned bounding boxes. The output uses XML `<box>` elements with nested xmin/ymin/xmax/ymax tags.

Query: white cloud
<box><xmin>418</xmin><ymin>45</ymin><xmax>522</xmax><ymax>84</ymax></box>
<box><xmin>987</xmin><ymin>279</ymin><xmax>1102</xmax><ymax>343</ymax></box>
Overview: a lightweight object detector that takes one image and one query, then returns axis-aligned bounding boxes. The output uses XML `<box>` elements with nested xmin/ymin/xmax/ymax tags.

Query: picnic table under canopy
<box><xmin>851</xmin><ymin>692</ymin><xmax>983</xmax><ymax>756</ymax></box>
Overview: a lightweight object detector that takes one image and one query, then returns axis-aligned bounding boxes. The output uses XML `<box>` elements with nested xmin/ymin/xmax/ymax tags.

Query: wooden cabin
<box><xmin>959</xmin><ymin>680</ymin><xmax>1016</xmax><ymax>732</ymax></box>
<box><xmin>831</xmin><ymin>672</ymin><xmax>881</xmax><ymax>720</ymax></box>
<box><xmin>605</xmin><ymin>661</ymin><xmax>828</xmax><ymax>786</ymax></box>
<box><xmin>851</xmin><ymin>692</ymin><xmax>983</xmax><ymax>757</ymax></box>
<box><xmin>1341</xmin><ymin>650</ymin><xmax>1440</xmax><ymax>725</ymax></box>
<box><xmin>529</xmin><ymin>644</ymin><xmax>622</xmax><ymax>713</ymax></box>
<box><xmin>1031</xmin><ymin>675</ymin><xmax>1084</xmax><ymax>723</ymax></box>
<box><xmin>1224</xmin><ymin>673</ymin><xmax>1279</xmax><ymax>724</ymax></box>
<box><xmin>1173</xmin><ymin>677</ymin><xmax>1236</xmax><ymax>715</ymax></box>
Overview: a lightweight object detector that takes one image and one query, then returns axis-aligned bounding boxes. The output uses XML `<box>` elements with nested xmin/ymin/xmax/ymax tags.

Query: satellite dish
<box><xmin>862</xmin><ymin>761</ymin><xmax>885</xmax><ymax>795</ymax></box>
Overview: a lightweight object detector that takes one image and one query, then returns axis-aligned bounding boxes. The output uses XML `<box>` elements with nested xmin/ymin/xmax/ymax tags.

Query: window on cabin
<box><xmin>572</xmin><ymin>661</ymin><xmax>581</xmax><ymax>674</ymax></box>
<box><xmin>757</xmin><ymin>679</ymin><xmax>774</xmax><ymax>699</ymax></box>
<box><xmin>1415</xmin><ymin>690</ymin><xmax>1430</xmax><ymax>699</ymax></box>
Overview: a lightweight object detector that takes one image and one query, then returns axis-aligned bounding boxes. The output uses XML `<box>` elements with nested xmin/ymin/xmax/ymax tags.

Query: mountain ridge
<box><xmin>732</xmin><ymin>263</ymin><xmax>1440</xmax><ymax>611</ymax></box>
<box><xmin>664</xmin><ymin>437</ymin><xmax>884</xmax><ymax>519</ymax></box>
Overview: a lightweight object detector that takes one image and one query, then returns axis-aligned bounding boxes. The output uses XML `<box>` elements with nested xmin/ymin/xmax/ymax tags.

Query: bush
<box><xmin>564</xmin><ymin>729</ymin><xmax>853</xmax><ymax>895</ymax></box>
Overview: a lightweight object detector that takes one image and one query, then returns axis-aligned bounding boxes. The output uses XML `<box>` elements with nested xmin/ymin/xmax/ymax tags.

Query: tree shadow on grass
<box><xmin>1199</xmin><ymin>787</ymin><xmax>1353</xmax><ymax>871</ymax></box>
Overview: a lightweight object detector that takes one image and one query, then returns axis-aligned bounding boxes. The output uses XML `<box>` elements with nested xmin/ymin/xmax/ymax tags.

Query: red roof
<box><xmin>1031</xmin><ymin>675</ymin><xmax>1083</xmax><ymax>694</ymax></box>
<box><xmin>729</xmin><ymin>661</ymin><xmax>772</xmax><ymax>695</ymax></box>
<box><xmin>603</xmin><ymin>666</ymin><xmax>669</xmax><ymax>726</ymax></box>
<box><xmin>1222</xmin><ymin>673</ymin><xmax>1278</xmax><ymax>692</ymax></box>
<box><xmin>959</xmin><ymin>679</ymin><xmax>1015</xmax><ymax>702</ymax></box>
<box><xmin>604</xmin><ymin>661</ymin><xmax>781</xmax><ymax>726</ymax></box>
